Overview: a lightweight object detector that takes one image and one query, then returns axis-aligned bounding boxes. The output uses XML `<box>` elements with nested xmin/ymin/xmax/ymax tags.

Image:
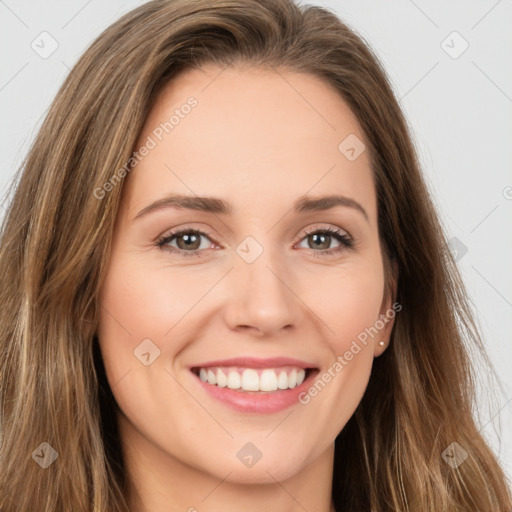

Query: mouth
<box><xmin>190</xmin><ymin>365</ymin><xmax>318</xmax><ymax>393</ymax></box>
<box><xmin>187</xmin><ymin>356</ymin><xmax>320</xmax><ymax>413</ymax></box>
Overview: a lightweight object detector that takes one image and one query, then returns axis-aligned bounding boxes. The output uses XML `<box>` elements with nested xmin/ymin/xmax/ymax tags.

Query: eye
<box><xmin>295</xmin><ymin>226</ymin><xmax>353</xmax><ymax>256</ymax></box>
<box><xmin>155</xmin><ymin>225</ymin><xmax>354</xmax><ymax>258</ymax></box>
<box><xmin>156</xmin><ymin>227</ymin><xmax>216</xmax><ymax>257</ymax></box>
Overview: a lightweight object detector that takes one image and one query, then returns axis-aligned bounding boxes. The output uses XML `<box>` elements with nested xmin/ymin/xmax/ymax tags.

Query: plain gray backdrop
<box><xmin>1</xmin><ymin>0</ymin><xmax>511</xmax><ymax>482</ymax></box>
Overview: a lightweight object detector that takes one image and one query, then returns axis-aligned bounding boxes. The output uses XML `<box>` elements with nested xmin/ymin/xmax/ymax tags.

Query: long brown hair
<box><xmin>0</xmin><ymin>0</ymin><xmax>510</xmax><ymax>510</ymax></box>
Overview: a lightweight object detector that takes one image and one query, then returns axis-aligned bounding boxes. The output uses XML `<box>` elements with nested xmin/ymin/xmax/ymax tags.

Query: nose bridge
<box><xmin>224</xmin><ymin>235</ymin><xmax>298</xmax><ymax>335</ymax></box>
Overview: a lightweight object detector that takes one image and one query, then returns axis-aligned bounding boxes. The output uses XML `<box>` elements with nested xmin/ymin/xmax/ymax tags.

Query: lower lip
<box><xmin>190</xmin><ymin>369</ymin><xmax>318</xmax><ymax>414</ymax></box>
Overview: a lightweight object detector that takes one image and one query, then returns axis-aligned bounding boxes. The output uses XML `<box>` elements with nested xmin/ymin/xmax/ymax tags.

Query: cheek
<box><xmin>289</xmin><ymin>260</ymin><xmax>385</xmax><ymax>458</ymax></box>
<box><xmin>98</xmin><ymin>253</ymin><xmax>213</xmax><ymax>346</ymax></box>
<box><xmin>333</xmin><ymin>275</ymin><xmax>384</xmax><ymax>347</ymax></box>
<box><xmin>96</xmin><ymin>254</ymin><xmax>199</xmax><ymax>439</ymax></box>
<box><xmin>300</xmin><ymin>258</ymin><xmax>385</xmax><ymax>352</ymax></box>
<box><xmin>96</xmin><ymin>253</ymin><xmax>224</xmax><ymax>408</ymax></box>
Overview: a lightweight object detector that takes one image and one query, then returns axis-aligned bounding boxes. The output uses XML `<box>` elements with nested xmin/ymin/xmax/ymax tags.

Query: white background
<box><xmin>1</xmin><ymin>0</ymin><xmax>511</xmax><ymax>482</ymax></box>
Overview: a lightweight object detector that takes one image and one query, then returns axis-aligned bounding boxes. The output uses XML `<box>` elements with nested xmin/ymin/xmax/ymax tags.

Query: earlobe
<box><xmin>376</xmin><ymin>261</ymin><xmax>398</xmax><ymax>358</ymax></box>
<box><xmin>375</xmin><ymin>339</ymin><xmax>388</xmax><ymax>357</ymax></box>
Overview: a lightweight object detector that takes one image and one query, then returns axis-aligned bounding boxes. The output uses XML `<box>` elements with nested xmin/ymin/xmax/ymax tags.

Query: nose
<box><xmin>222</xmin><ymin>247</ymin><xmax>301</xmax><ymax>337</ymax></box>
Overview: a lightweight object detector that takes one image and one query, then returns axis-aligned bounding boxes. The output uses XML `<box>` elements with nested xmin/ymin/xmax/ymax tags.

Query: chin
<box><xmin>200</xmin><ymin>448</ymin><xmax>309</xmax><ymax>485</ymax></box>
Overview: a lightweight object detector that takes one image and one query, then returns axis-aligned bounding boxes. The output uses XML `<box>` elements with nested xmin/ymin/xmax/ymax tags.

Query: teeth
<box><xmin>260</xmin><ymin>369</ymin><xmax>278</xmax><ymax>391</ymax></box>
<box><xmin>227</xmin><ymin>370</ymin><xmax>241</xmax><ymax>389</ymax></box>
<box><xmin>196</xmin><ymin>366</ymin><xmax>308</xmax><ymax>391</ymax></box>
<box><xmin>217</xmin><ymin>368</ymin><xmax>227</xmax><ymax>387</ymax></box>
<box><xmin>288</xmin><ymin>368</ymin><xmax>297</xmax><ymax>388</ymax></box>
<box><xmin>241</xmin><ymin>369</ymin><xmax>259</xmax><ymax>391</ymax></box>
<box><xmin>277</xmin><ymin>370</ymin><xmax>288</xmax><ymax>389</ymax></box>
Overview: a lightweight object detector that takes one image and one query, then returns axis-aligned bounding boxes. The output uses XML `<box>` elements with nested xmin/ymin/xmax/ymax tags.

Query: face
<box><xmin>97</xmin><ymin>64</ymin><xmax>396</xmax><ymax>485</ymax></box>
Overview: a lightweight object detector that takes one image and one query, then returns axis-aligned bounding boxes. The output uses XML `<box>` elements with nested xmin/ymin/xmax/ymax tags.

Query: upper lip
<box><xmin>189</xmin><ymin>356</ymin><xmax>317</xmax><ymax>370</ymax></box>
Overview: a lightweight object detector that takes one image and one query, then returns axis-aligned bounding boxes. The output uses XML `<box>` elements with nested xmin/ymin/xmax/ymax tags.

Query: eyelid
<box><xmin>298</xmin><ymin>223</ymin><xmax>352</xmax><ymax>241</ymax></box>
<box><xmin>155</xmin><ymin>224</ymin><xmax>217</xmax><ymax>243</ymax></box>
<box><xmin>156</xmin><ymin>222</ymin><xmax>352</xmax><ymax>242</ymax></box>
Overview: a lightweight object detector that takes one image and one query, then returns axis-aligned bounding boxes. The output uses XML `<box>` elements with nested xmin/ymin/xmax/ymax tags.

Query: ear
<box><xmin>374</xmin><ymin>258</ymin><xmax>399</xmax><ymax>357</ymax></box>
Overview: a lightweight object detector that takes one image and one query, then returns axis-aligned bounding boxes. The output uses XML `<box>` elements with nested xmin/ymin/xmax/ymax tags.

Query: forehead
<box><xmin>122</xmin><ymin>65</ymin><xmax>376</xmax><ymax>221</ymax></box>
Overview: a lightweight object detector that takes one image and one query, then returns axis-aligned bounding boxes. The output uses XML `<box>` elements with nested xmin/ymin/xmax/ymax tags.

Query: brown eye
<box><xmin>307</xmin><ymin>232</ymin><xmax>332</xmax><ymax>250</ymax></box>
<box><xmin>296</xmin><ymin>227</ymin><xmax>353</xmax><ymax>255</ymax></box>
<box><xmin>156</xmin><ymin>228</ymin><xmax>215</xmax><ymax>257</ymax></box>
<box><xmin>174</xmin><ymin>232</ymin><xmax>202</xmax><ymax>250</ymax></box>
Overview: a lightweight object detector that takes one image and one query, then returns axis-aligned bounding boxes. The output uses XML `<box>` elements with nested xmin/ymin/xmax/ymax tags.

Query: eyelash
<box><xmin>155</xmin><ymin>226</ymin><xmax>353</xmax><ymax>258</ymax></box>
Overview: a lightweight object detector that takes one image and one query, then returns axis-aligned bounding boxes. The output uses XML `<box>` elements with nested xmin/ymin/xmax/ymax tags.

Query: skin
<box><xmin>97</xmin><ymin>64</ymin><xmax>396</xmax><ymax>512</ymax></box>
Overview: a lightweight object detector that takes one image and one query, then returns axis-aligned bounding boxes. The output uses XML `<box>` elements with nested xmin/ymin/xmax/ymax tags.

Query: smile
<box><xmin>191</xmin><ymin>365</ymin><xmax>310</xmax><ymax>392</ymax></box>
<box><xmin>189</xmin><ymin>358</ymin><xmax>320</xmax><ymax>414</ymax></box>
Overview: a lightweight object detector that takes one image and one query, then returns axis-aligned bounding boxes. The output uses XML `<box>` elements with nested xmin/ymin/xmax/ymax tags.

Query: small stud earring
<box><xmin>378</xmin><ymin>341</ymin><xmax>385</xmax><ymax>346</ymax></box>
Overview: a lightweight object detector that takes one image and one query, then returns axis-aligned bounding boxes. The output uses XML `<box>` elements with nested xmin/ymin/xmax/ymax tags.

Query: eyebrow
<box><xmin>132</xmin><ymin>193</ymin><xmax>369</xmax><ymax>222</ymax></box>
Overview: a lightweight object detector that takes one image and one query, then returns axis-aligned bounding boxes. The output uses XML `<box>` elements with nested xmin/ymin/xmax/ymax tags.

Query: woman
<box><xmin>0</xmin><ymin>0</ymin><xmax>510</xmax><ymax>510</ymax></box>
